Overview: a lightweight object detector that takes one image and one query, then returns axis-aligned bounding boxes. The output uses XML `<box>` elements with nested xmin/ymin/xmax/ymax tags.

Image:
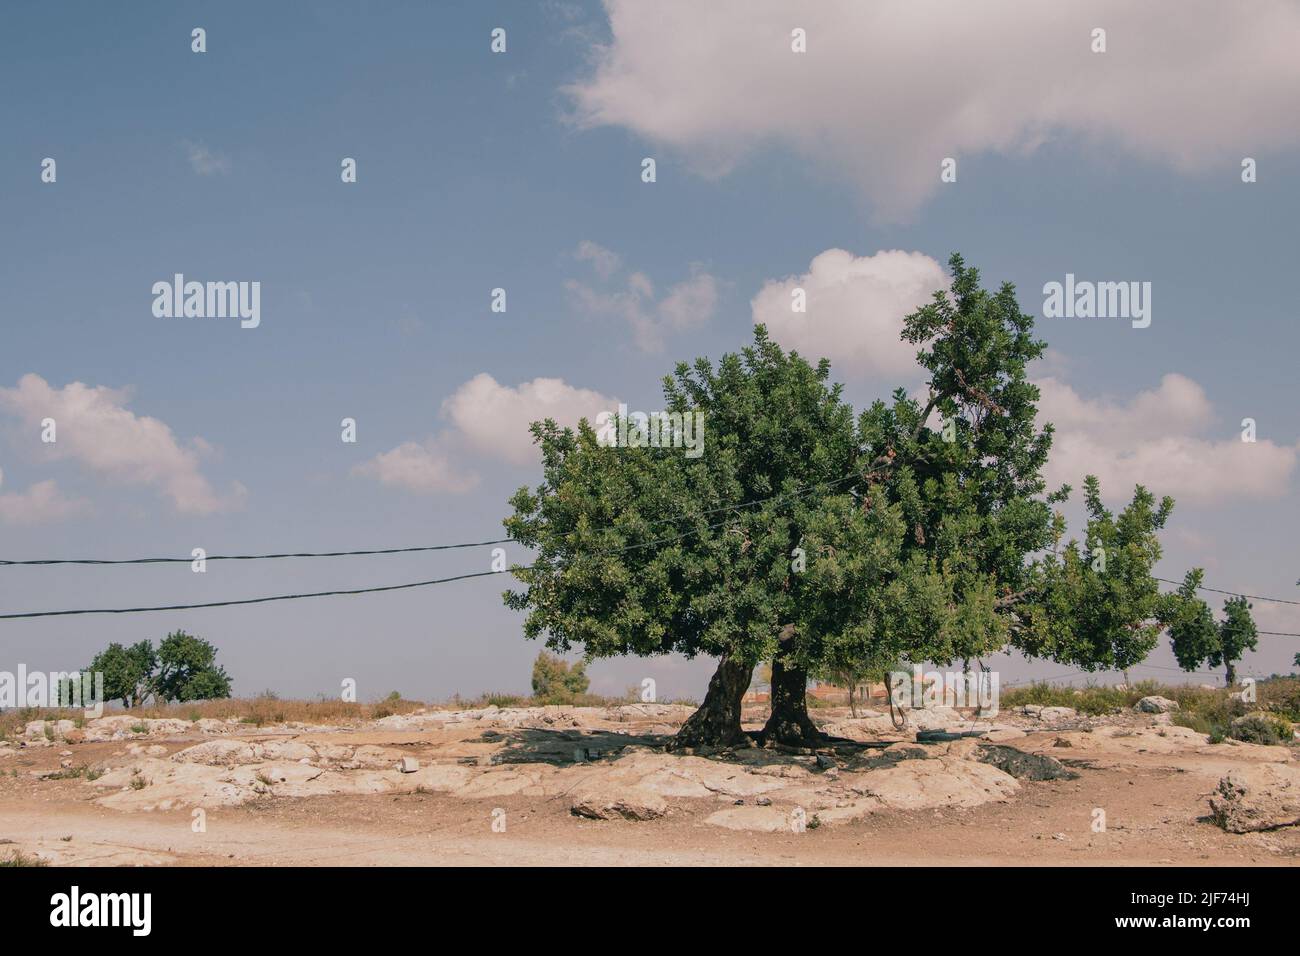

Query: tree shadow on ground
<box><xmin>485</xmin><ymin>727</ymin><xmax>906</xmax><ymax>772</ymax></box>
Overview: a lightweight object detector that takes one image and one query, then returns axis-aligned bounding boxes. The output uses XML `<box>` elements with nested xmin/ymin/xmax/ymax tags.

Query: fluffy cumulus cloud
<box><xmin>0</xmin><ymin>468</ymin><xmax>87</xmax><ymax>526</ymax></box>
<box><xmin>351</xmin><ymin>439</ymin><xmax>478</xmax><ymax>495</ymax></box>
<box><xmin>566</xmin><ymin>241</ymin><xmax>718</xmax><ymax>352</ymax></box>
<box><xmin>0</xmin><ymin>374</ymin><xmax>244</xmax><ymax>515</ymax></box>
<box><xmin>751</xmin><ymin>249</ymin><xmax>947</xmax><ymax>378</ymax></box>
<box><xmin>355</xmin><ymin>373</ymin><xmax>617</xmax><ymax>493</ymax></box>
<box><xmin>442</xmin><ymin>373</ymin><xmax>617</xmax><ymax>467</ymax></box>
<box><xmin>1036</xmin><ymin>373</ymin><xmax>1297</xmax><ymax>504</ymax></box>
<box><xmin>566</xmin><ymin>0</ymin><xmax>1300</xmax><ymax>218</ymax></box>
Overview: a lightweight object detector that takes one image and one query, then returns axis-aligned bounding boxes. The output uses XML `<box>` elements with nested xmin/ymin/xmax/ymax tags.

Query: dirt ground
<box><xmin>3</xmin><ymin>702</ymin><xmax>1297</xmax><ymax>866</ymax></box>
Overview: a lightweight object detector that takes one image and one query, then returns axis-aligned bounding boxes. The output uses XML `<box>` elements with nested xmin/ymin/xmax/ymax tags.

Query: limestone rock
<box><xmin>1136</xmin><ymin>696</ymin><xmax>1179</xmax><ymax>714</ymax></box>
<box><xmin>571</xmin><ymin>785</ymin><xmax>666</xmax><ymax>821</ymax></box>
<box><xmin>1210</xmin><ymin>763</ymin><xmax>1300</xmax><ymax>833</ymax></box>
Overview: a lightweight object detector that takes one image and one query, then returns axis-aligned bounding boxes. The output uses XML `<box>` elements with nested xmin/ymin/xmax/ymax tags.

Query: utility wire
<box><xmin>0</xmin><ymin>472</ymin><xmax>858</xmax><ymax>568</ymax></box>
<box><xmin>1154</xmin><ymin>576</ymin><xmax>1300</xmax><ymax>606</ymax></box>
<box><xmin>0</xmin><ymin>473</ymin><xmax>851</xmax><ymax>620</ymax></box>
<box><xmin>0</xmin><ymin>568</ymin><xmax>515</xmax><ymax>620</ymax></box>
<box><xmin>3</xmin><ymin>470</ymin><xmax>1297</xmax><ymax>624</ymax></box>
<box><xmin>0</xmin><ymin>540</ymin><xmax>512</xmax><ymax>567</ymax></box>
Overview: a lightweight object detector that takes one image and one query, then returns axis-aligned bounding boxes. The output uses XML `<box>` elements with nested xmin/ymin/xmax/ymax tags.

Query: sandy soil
<box><xmin>2</xmin><ymin>703</ymin><xmax>1297</xmax><ymax>866</ymax></box>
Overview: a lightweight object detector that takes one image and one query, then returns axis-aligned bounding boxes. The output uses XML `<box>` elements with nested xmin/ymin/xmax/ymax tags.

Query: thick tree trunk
<box><xmin>761</xmin><ymin>627</ymin><xmax>825</xmax><ymax>747</ymax></box>
<box><xmin>1225</xmin><ymin>662</ymin><xmax>1236</xmax><ymax>687</ymax></box>
<box><xmin>670</xmin><ymin>654</ymin><xmax>752</xmax><ymax>750</ymax></box>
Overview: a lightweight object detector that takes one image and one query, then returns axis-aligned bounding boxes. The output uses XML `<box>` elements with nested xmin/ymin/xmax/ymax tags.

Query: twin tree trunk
<box><xmin>671</xmin><ymin>625</ymin><xmax>823</xmax><ymax>750</ymax></box>
<box><xmin>670</xmin><ymin>653</ymin><xmax>752</xmax><ymax>750</ymax></box>
<box><xmin>761</xmin><ymin>625</ymin><xmax>824</xmax><ymax>746</ymax></box>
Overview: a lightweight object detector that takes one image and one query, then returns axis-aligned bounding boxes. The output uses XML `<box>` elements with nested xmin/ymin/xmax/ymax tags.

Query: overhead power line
<box><xmin>0</xmin><ymin>473</ymin><xmax>857</xmax><ymax>620</ymax></box>
<box><xmin>0</xmin><ymin>568</ymin><xmax>513</xmax><ymax>620</ymax></box>
<box><xmin>2</xmin><ymin>474</ymin><xmax>1296</xmax><ymax>624</ymax></box>
<box><xmin>0</xmin><ymin>540</ymin><xmax>512</xmax><ymax>567</ymax></box>
<box><xmin>1154</xmin><ymin>576</ymin><xmax>1300</xmax><ymax>607</ymax></box>
<box><xmin>0</xmin><ymin>472</ymin><xmax>859</xmax><ymax>569</ymax></box>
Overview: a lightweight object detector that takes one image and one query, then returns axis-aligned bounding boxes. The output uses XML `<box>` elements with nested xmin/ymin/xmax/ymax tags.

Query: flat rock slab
<box><xmin>704</xmin><ymin>805</ymin><xmax>797</xmax><ymax>832</ymax></box>
<box><xmin>571</xmin><ymin>785</ymin><xmax>666</xmax><ymax>821</ymax></box>
<box><xmin>851</xmin><ymin>756</ymin><xmax>1019</xmax><ymax>811</ymax></box>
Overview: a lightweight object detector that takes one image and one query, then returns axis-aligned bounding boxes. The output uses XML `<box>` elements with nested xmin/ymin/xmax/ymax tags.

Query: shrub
<box><xmin>1259</xmin><ymin>677</ymin><xmax>1300</xmax><ymax>722</ymax></box>
<box><xmin>1229</xmin><ymin>713</ymin><xmax>1293</xmax><ymax>745</ymax></box>
<box><xmin>0</xmin><ymin>851</ymin><xmax>49</xmax><ymax>867</ymax></box>
<box><xmin>530</xmin><ymin>651</ymin><xmax>590</xmax><ymax>704</ymax></box>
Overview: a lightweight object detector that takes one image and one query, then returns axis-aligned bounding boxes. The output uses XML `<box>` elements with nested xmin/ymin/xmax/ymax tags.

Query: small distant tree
<box><xmin>1167</xmin><ymin>570</ymin><xmax>1258</xmax><ymax>686</ymax></box>
<box><xmin>530</xmin><ymin>650</ymin><xmax>589</xmax><ymax>703</ymax></box>
<box><xmin>88</xmin><ymin>641</ymin><xmax>157</xmax><ymax>708</ymax></box>
<box><xmin>815</xmin><ymin>660</ymin><xmax>895</xmax><ymax>718</ymax></box>
<box><xmin>152</xmin><ymin>631</ymin><xmax>233</xmax><ymax>703</ymax></box>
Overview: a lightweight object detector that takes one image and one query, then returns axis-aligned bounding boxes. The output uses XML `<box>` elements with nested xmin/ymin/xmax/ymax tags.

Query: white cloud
<box><xmin>566</xmin><ymin>0</ymin><xmax>1300</xmax><ymax>218</ymax></box>
<box><xmin>1037</xmin><ymin>374</ymin><xmax>1297</xmax><ymax>504</ymax></box>
<box><xmin>0</xmin><ymin>374</ymin><xmax>244</xmax><ymax>515</ymax></box>
<box><xmin>183</xmin><ymin>140</ymin><xmax>231</xmax><ymax>176</ymax></box>
<box><xmin>0</xmin><ymin>469</ymin><xmax>87</xmax><ymax>526</ymax></box>
<box><xmin>751</xmin><ymin>249</ymin><xmax>947</xmax><ymax>377</ymax></box>
<box><xmin>351</xmin><ymin>439</ymin><xmax>478</xmax><ymax>495</ymax></box>
<box><xmin>567</xmin><ymin>242</ymin><xmax>718</xmax><ymax>352</ymax></box>
<box><xmin>441</xmin><ymin>373</ymin><xmax>617</xmax><ymax>466</ymax></box>
<box><xmin>356</xmin><ymin>373</ymin><xmax>617</xmax><ymax>493</ymax></box>
<box><xmin>574</xmin><ymin>240</ymin><xmax>623</xmax><ymax>279</ymax></box>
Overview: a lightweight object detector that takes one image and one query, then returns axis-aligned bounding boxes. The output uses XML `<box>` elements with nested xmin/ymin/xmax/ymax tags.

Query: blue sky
<box><xmin>2</xmin><ymin>1</ymin><xmax>1298</xmax><ymax>700</ymax></box>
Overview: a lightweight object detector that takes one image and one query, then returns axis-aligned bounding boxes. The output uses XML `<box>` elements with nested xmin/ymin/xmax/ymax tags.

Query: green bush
<box><xmin>1259</xmin><ymin>677</ymin><xmax>1300</xmax><ymax>722</ymax></box>
<box><xmin>1229</xmin><ymin>713</ymin><xmax>1293</xmax><ymax>745</ymax></box>
<box><xmin>530</xmin><ymin>651</ymin><xmax>590</xmax><ymax>704</ymax></box>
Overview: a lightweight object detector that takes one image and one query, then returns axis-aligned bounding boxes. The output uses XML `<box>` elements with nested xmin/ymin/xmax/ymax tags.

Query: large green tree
<box><xmin>505</xmin><ymin>322</ymin><xmax>866</xmax><ymax>746</ymax></box>
<box><xmin>504</xmin><ymin>255</ymin><xmax>1189</xmax><ymax>747</ymax></box>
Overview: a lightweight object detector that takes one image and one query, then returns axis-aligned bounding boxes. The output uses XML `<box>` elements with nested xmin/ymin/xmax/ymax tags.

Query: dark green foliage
<box><xmin>1013</xmin><ymin>477</ymin><xmax>1173</xmax><ymax>671</ymax></box>
<box><xmin>153</xmin><ymin>631</ymin><xmax>232</xmax><ymax>703</ymax></box>
<box><xmin>1228</xmin><ymin>713</ymin><xmax>1292</xmax><ymax>745</ymax></box>
<box><xmin>503</xmin><ymin>254</ymin><xmax>1190</xmax><ymax>745</ymax></box>
<box><xmin>1166</xmin><ymin>570</ymin><xmax>1259</xmax><ymax>685</ymax></box>
<box><xmin>88</xmin><ymin>641</ymin><xmax>157</xmax><ymax>708</ymax></box>
<box><xmin>505</xmin><ymin>324</ymin><xmax>858</xmax><ymax>673</ymax></box>
<box><xmin>85</xmin><ymin>632</ymin><xmax>231</xmax><ymax>706</ymax></box>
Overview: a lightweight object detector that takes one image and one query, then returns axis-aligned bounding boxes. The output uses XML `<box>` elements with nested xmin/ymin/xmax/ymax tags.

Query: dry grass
<box><xmin>0</xmin><ymin>695</ymin><xmax>426</xmax><ymax>738</ymax></box>
<box><xmin>0</xmin><ymin>687</ymin><xmax>693</xmax><ymax>740</ymax></box>
<box><xmin>0</xmin><ymin>850</ymin><xmax>49</xmax><ymax>867</ymax></box>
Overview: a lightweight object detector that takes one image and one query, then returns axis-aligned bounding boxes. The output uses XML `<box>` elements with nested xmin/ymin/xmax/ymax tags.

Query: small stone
<box><xmin>1136</xmin><ymin>696</ymin><xmax>1179</xmax><ymax>714</ymax></box>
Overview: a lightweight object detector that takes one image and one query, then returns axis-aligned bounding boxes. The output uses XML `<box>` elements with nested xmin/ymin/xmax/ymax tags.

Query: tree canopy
<box><xmin>86</xmin><ymin>631</ymin><xmax>232</xmax><ymax>707</ymax></box>
<box><xmin>1166</xmin><ymin>570</ymin><xmax>1258</xmax><ymax>686</ymax></box>
<box><xmin>504</xmin><ymin>254</ymin><xmax>1198</xmax><ymax>747</ymax></box>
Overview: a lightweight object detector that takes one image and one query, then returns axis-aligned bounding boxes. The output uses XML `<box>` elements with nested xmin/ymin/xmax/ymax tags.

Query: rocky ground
<box><xmin>2</xmin><ymin>699</ymin><xmax>1297</xmax><ymax>866</ymax></box>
